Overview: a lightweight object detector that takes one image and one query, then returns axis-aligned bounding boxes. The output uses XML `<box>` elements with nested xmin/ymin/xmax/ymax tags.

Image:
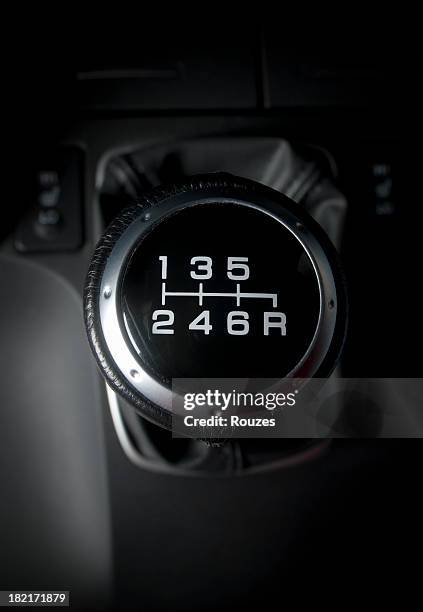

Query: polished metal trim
<box><xmin>106</xmin><ymin>382</ymin><xmax>331</xmax><ymax>476</ymax></box>
<box><xmin>99</xmin><ymin>194</ymin><xmax>338</xmax><ymax>414</ymax></box>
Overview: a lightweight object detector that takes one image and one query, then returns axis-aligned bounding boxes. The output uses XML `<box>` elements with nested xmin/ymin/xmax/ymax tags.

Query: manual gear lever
<box><xmin>84</xmin><ymin>173</ymin><xmax>347</xmax><ymax>432</ymax></box>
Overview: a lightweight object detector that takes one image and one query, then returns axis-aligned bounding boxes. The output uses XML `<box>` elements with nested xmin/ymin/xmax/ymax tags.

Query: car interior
<box><xmin>1</xmin><ymin>21</ymin><xmax>422</xmax><ymax>611</ymax></box>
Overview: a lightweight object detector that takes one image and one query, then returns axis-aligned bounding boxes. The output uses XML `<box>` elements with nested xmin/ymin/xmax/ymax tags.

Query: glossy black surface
<box><xmin>121</xmin><ymin>203</ymin><xmax>320</xmax><ymax>380</ymax></box>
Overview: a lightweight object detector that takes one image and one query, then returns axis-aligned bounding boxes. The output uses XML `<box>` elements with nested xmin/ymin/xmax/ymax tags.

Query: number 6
<box><xmin>227</xmin><ymin>311</ymin><xmax>249</xmax><ymax>335</ymax></box>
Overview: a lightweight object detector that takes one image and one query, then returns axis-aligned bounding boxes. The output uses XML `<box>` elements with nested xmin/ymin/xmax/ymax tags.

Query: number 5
<box><xmin>227</xmin><ymin>257</ymin><xmax>249</xmax><ymax>280</ymax></box>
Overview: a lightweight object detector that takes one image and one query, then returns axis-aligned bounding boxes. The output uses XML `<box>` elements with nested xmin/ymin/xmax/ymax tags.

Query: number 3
<box><xmin>190</xmin><ymin>256</ymin><xmax>212</xmax><ymax>279</ymax></box>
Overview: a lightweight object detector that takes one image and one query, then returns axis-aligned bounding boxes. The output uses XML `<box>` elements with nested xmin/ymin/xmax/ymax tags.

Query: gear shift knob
<box><xmin>84</xmin><ymin>174</ymin><xmax>347</xmax><ymax>429</ymax></box>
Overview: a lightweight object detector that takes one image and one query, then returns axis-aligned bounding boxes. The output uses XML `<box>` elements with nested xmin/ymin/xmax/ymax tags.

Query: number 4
<box><xmin>189</xmin><ymin>310</ymin><xmax>213</xmax><ymax>335</ymax></box>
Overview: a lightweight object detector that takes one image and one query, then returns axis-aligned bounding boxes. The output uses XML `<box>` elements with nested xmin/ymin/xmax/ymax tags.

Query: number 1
<box><xmin>159</xmin><ymin>255</ymin><xmax>168</xmax><ymax>280</ymax></box>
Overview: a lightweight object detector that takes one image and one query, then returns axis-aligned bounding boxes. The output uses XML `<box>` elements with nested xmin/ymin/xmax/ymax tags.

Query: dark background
<box><xmin>1</xmin><ymin>17</ymin><xmax>422</xmax><ymax>611</ymax></box>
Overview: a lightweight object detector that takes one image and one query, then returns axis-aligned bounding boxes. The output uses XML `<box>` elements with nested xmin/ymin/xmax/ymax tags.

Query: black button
<box><xmin>15</xmin><ymin>147</ymin><xmax>83</xmax><ymax>253</ymax></box>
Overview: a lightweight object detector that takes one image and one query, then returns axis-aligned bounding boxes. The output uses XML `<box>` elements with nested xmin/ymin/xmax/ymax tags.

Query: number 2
<box><xmin>152</xmin><ymin>310</ymin><xmax>174</xmax><ymax>334</ymax></box>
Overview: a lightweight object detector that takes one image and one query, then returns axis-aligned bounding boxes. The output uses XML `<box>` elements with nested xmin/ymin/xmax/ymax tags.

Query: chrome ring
<box><xmin>98</xmin><ymin>194</ymin><xmax>338</xmax><ymax>413</ymax></box>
